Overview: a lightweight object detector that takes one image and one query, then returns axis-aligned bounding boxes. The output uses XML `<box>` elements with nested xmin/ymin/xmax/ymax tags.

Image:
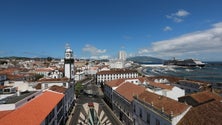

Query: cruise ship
<box><xmin>164</xmin><ymin>58</ymin><xmax>205</xmax><ymax>67</ymax></box>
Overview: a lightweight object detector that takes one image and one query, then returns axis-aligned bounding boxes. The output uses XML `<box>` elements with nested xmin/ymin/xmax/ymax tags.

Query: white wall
<box><xmin>133</xmin><ymin>99</ymin><xmax>172</xmax><ymax>125</ymax></box>
<box><xmin>146</xmin><ymin>87</ymin><xmax>185</xmax><ymax>101</ymax></box>
<box><xmin>0</xmin><ymin>104</ymin><xmax>15</xmax><ymax>111</ymax></box>
<box><xmin>166</xmin><ymin>87</ymin><xmax>185</xmax><ymax>101</ymax></box>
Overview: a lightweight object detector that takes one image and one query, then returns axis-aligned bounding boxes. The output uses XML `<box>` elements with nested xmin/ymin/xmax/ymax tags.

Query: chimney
<box><xmin>170</xmin><ymin>111</ymin><xmax>174</xmax><ymax>117</ymax></box>
<box><xmin>161</xmin><ymin>107</ymin><xmax>164</xmax><ymax>112</ymax></box>
<box><xmin>17</xmin><ymin>91</ymin><xmax>20</xmax><ymax>96</ymax></box>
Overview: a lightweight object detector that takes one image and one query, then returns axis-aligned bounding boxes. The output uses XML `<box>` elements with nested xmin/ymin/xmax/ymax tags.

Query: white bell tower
<box><xmin>64</xmin><ymin>44</ymin><xmax>74</xmax><ymax>80</ymax></box>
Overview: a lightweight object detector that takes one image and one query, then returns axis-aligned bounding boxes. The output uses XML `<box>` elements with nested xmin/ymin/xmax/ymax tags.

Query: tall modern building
<box><xmin>118</xmin><ymin>51</ymin><xmax>126</xmax><ymax>60</ymax></box>
<box><xmin>64</xmin><ymin>44</ymin><xmax>74</xmax><ymax>80</ymax></box>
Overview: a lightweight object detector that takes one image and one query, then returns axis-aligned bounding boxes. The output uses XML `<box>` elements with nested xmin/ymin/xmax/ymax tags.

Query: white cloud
<box><xmin>99</xmin><ymin>55</ymin><xmax>109</xmax><ymax>59</ymax></box>
<box><xmin>175</xmin><ymin>10</ymin><xmax>190</xmax><ymax>17</ymax></box>
<box><xmin>163</xmin><ymin>26</ymin><xmax>172</xmax><ymax>31</ymax></box>
<box><xmin>89</xmin><ymin>55</ymin><xmax>109</xmax><ymax>60</ymax></box>
<box><xmin>138</xmin><ymin>22</ymin><xmax>222</xmax><ymax>60</ymax></box>
<box><xmin>82</xmin><ymin>44</ymin><xmax>106</xmax><ymax>56</ymax></box>
<box><xmin>166</xmin><ymin>9</ymin><xmax>190</xmax><ymax>23</ymax></box>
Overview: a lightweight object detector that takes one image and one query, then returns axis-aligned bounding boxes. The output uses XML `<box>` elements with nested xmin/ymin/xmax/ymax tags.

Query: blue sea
<box><xmin>142</xmin><ymin>62</ymin><xmax>222</xmax><ymax>83</ymax></box>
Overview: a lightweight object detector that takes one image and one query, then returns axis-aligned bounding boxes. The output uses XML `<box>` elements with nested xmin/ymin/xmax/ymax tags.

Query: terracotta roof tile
<box><xmin>137</xmin><ymin>77</ymin><xmax>148</xmax><ymax>83</ymax></box>
<box><xmin>0</xmin><ymin>85</ymin><xmax>8</xmax><ymax>89</ymax></box>
<box><xmin>0</xmin><ymin>91</ymin><xmax>64</xmax><ymax>125</ymax></box>
<box><xmin>38</xmin><ymin>77</ymin><xmax>68</xmax><ymax>82</ymax></box>
<box><xmin>189</xmin><ymin>91</ymin><xmax>222</xmax><ymax>103</ymax></box>
<box><xmin>34</xmin><ymin>83</ymin><xmax>42</xmax><ymax>89</ymax></box>
<box><xmin>97</xmin><ymin>69</ymin><xmax>137</xmax><ymax>75</ymax></box>
<box><xmin>105</xmin><ymin>79</ymin><xmax>125</xmax><ymax>87</ymax></box>
<box><xmin>178</xmin><ymin>100</ymin><xmax>222</xmax><ymax>125</ymax></box>
<box><xmin>49</xmin><ymin>85</ymin><xmax>67</xmax><ymax>93</ymax></box>
<box><xmin>136</xmin><ymin>91</ymin><xmax>189</xmax><ymax>116</ymax></box>
<box><xmin>149</xmin><ymin>81</ymin><xmax>174</xmax><ymax>90</ymax></box>
<box><xmin>115</xmin><ymin>82</ymin><xmax>146</xmax><ymax>102</ymax></box>
<box><xmin>35</xmin><ymin>68</ymin><xmax>53</xmax><ymax>72</ymax></box>
<box><xmin>0</xmin><ymin>110</ymin><xmax>13</xmax><ymax>119</ymax></box>
<box><xmin>179</xmin><ymin>91</ymin><xmax>222</xmax><ymax>106</ymax></box>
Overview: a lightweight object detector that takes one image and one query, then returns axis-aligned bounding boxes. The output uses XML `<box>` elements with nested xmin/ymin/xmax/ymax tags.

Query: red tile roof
<box><xmin>38</xmin><ymin>77</ymin><xmax>68</xmax><ymax>82</ymax></box>
<box><xmin>0</xmin><ymin>110</ymin><xmax>13</xmax><ymax>119</ymax></box>
<box><xmin>105</xmin><ymin>79</ymin><xmax>125</xmax><ymax>87</ymax></box>
<box><xmin>35</xmin><ymin>68</ymin><xmax>53</xmax><ymax>72</ymax></box>
<box><xmin>0</xmin><ymin>91</ymin><xmax>64</xmax><ymax>125</ymax></box>
<box><xmin>0</xmin><ymin>85</ymin><xmax>9</xmax><ymax>89</ymax></box>
<box><xmin>149</xmin><ymin>81</ymin><xmax>174</xmax><ymax>90</ymax></box>
<box><xmin>97</xmin><ymin>69</ymin><xmax>137</xmax><ymax>75</ymax></box>
<box><xmin>189</xmin><ymin>91</ymin><xmax>222</xmax><ymax>103</ymax></box>
<box><xmin>137</xmin><ymin>77</ymin><xmax>148</xmax><ymax>83</ymax></box>
<box><xmin>179</xmin><ymin>91</ymin><xmax>222</xmax><ymax>106</ymax></box>
<box><xmin>49</xmin><ymin>85</ymin><xmax>67</xmax><ymax>93</ymax></box>
<box><xmin>178</xmin><ymin>100</ymin><xmax>222</xmax><ymax>125</ymax></box>
<box><xmin>136</xmin><ymin>91</ymin><xmax>189</xmax><ymax>116</ymax></box>
<box><xmin>115</xmin><ymin>82</ymin><xmax>146</xmax><ymax>102</ymax></box>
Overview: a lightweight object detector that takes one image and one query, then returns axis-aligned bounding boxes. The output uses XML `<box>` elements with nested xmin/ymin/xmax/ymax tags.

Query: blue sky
<box><xmin>1</xmin><ymin>0</ymin><xmax>222</xmax><ymax>61</ymax></box>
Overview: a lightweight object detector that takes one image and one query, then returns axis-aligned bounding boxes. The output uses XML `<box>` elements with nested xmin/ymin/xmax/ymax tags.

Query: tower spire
<box><xmin>65</xmin><ymin>43</ymin><xmax>70</xmax><ymax>50</ymax></box>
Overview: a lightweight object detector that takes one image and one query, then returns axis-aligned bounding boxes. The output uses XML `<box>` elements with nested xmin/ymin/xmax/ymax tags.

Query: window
<box><xmin>57</xmin><ymin>100</ymin><xmax>63</xmax><ymax>111</ymax></box>
<box><xmin>3</xmin><ymin>89</ymin><xmax>10</xmax><ymax>93</ymax></box>
<box><xmin>63</xmin><ymin>82</ymin><xmax>66</xmax><ymax>87</ymax></box>
<box><xmin>146</xmin><ymin>113</ymin><xmax>150</xmax><ymax>124</ymax></box>
<box><xmin>45</xmin><ymin>83</ymin><xmax>48</xmax><ymax>88</ymax></box>
<box><xmin>139</xmin><ymin>108</ymin><xmax>142</xmax><ymax>118</ymax></box>
<box><xmin>156</xmin><ymin>119</ymin><xmax>160</xmax><ymax>125</ymax></box>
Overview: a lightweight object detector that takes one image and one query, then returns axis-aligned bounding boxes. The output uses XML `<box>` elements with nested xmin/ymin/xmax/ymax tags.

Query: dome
<box><xmin>65</xmin><ymin>48</ymin><xmax>73</xmax><ymax>53</ymax></box>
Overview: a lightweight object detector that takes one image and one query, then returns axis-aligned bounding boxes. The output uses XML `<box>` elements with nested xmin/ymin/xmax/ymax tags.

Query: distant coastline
<box><xmin>138</xmin><ymin>62</ymin><xmax>222</xmax><ymax>83</ymax></box>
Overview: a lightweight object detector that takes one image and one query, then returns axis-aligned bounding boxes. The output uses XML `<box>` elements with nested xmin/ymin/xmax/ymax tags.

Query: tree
<box><xmin>75</xmin><ymin>82</ymin><xmax>83</xmax><ymax>97</ymax></box>
<box><xmin>47</xmin><ymin>57</ymin><xmax>53</xmax><ymax>62</ymax></box>
<box><xmin>34</xmin><ymin>74</ymin><xmax>44</xmax><ymax>81</ymax></box>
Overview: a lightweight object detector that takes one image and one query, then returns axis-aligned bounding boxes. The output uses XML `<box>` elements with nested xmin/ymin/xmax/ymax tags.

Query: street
<box><xmin>68</xmin><ymin>78</ymin><xmax>122</xmax><ymax>125</ymax></box>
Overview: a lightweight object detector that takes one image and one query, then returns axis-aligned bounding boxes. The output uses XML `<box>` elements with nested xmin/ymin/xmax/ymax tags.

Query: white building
<box><xmin>49</xmin><ymin>69</ymin><xmax>63</xmax><ymax>79</ymax></box>
<box><xmin>49</xmin><ymin>85</ymin><xmax>75</xmax><ymax>121</ymax></box>
<box><xmin>145</xmin><ymin>81</ymin><xmax>185</xmax><ymax>101</ymax></box>
<box><xmin>35</xmin><ymin>67</ymin><xmax>54</xmax><ymax>77</ymax></box>
<box><xmin>96</xmin><ymin>69</ymin><xmax>138</xmax><ymax>86</ymax></box>
<box><xmin>0</xmin><ymin>91</ymin><xmax>42</xmax><ymax>111</ymax></box>
<box><xmin>132</xmin><ymin>91</ymin><xmax>190</xmax><ymax>125</ymax></box>
<box><xmin>119</xmin><ymin>51</ymin><xmax>126</xmax><ymax>60</ymax></box>
<box><xmin>109</xmin><ymin>60</ymin><xmax>125</xmax><ymax>69</ymax></box>
<box><xmin>74</xmin><ymin>71</ymin><xmax>85</xmax><ymax>81</ymax></box>
<box><xmin>37</xmin><ymin>78</ymin><xmax>70</xmax><ymax>90</ymax></box>
<box><xmin>112</xmin><ymin>82</ymin><xmax>146</xmax><ymax>125</ymax></box>
<box><xmin>0</xmin><ymin>91</ymin><xmax>65</xmax><ymax>125</ymax></box>
<box><xmin>64</xmin><ymin>44</ymin><xmax>74</xmax><ymax>80</ymax></box>
<box><xmin>103</xmin><ymin>77</ymin><xmax>189</xmax><ymax>125</ymax></box>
